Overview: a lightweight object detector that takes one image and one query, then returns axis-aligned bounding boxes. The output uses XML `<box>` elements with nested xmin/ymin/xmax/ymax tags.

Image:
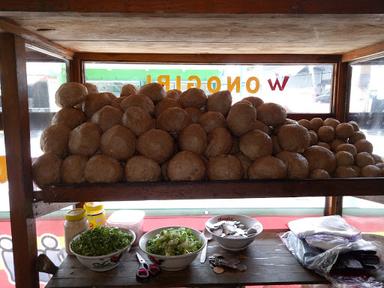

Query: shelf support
<box><xmin>0</xmin><ymin>33</ymin><xmax>39</xmax><ymax>287</ymax></box>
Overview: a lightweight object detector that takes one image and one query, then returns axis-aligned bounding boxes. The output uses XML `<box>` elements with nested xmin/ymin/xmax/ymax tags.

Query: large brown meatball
<box><xmin>122</xmin><ymin>106</ymin><xmax>154</xmax><ymax>136</ymax></box>
<box><xmin>40</xmin><ymin>124</ymin><xmax>71</xmax><ymax>157</ymax></box>
<box><xmin>185</xmin><ymin>107</ymin><xmax>203</xmax><ymax>123</ymax></box>
<box><xmin>248</xmin><ymin>156</ymin><xmax>287</xmax><ymax>179</ymax></box>
<box><xmin>309</xmin><ymin>117</ymin><xmax>323</xmax><ymax>132</ymax></box>
<box><xmin>257</xmin><ymin>103</ymin><xmax>286</xmax><ymax>127</ymax></box>
<box><xmin>120</xmin><ymin>94</ymin><xmax>155</xmax><ymax>115</ymax></box>
<box><xmin>242</xmin><ymin>96</ymin><xmax>264</xmax><ymax>108</ymax></box>
<box><xmin>55</xmin><ymin>82</ymin><xmax>87</xmax><ymax>108</ymax></box>
<box><xmin>207</xmin><ymin>90</ymin><xmax>232</xmax><ymax>116</ymax></box>
<box><xmin>335</xmin><ymin>123</ymin><xmax>355</xmax><ymax>139</ymax></box>
<box><xmin>85</xmin><ymin>155</ymin><xmax>123</xmax><ymax>183</ymax></box>
<box><xmin>82</xmin><ymin>93</ymin><xmax>112</xmax><ymax>118</ymax></box>
<box><xmin>355</xmin><ymin>152</ymin><xmax>375</xmax><ymax>168</ymax></box>
<box><xmin>179</xmin><ymin>124</ymin><xmax>207</xmax><ymax>155</ymax></box>
<box><xmin>155</xmin><ymin>98</ymin><xmax>181</xmax><ymax>117</ymax></box>
<box><xmin>335</xmin><ymin>151</ymin><xmax>354</xmax><ymax>167</ymax></box>
<box><xmin>157</xmin><ymin>107</ymin><xmax>191</xmax><ymax>134</ymax></box>
<box><xmin>318</xmin><ymin>126</ymin><xmax>335</xmax><ymax>143</ymax></box>
<box><xmin>32</xmin><ymin>152</ymin><xmax>62</xmax><ymax>188</ymax></box>
<box><xmin>349</xmin><ymin>131</ymin><xmax>366</xmax><ymax>144</ymax></box>
<box><xmin>354</xmin><ymin>139</ymin><xmax>373</xmax><ymax>154</ymax></box>
<box><xmin>227</xmin><ymin>102</ymin><xmax>257</xmax><ymax>136</ymax></box>
<box><xmin>207</xmin><ymin>155</ymin><xmax>243</xmax><ymax>180</ymax></box>
<box><xmin>323</xmin><ymin>118</ymin><xmax>340</xmax><ymax>129</ymax></box>
<box><xmin>68</xmin><ymin>122</ymin><xmax>101</xmax><ymax>156</ymax></box>
<box><xmin>205</xmin><ymin>127</ymin><xmax>233</xmax><ymax>158</ymax></box>
<box><xmin>303</xmin><ymin>145</ymin><xmax>336</xmax><ymax>174</ymax></box>
<box><xmin>167</xmin><ymin>151</ymin><xmax>206</xmax><ymax>181</ymax></box>
<box><xmin>84</xmin><ymin>82</ymin><xmax>98</xmax><ymax>94</ymax></box>
<box><xmin>277</xmin><ymin>124</ymin><xmax>310</xmax><ymax>153</ymax></box>
<box><xmin>198</xmin><ymin>111</ymin><xmax>226</xmax><ymax>133</ymax></box>
<box><xmin>91</xmin><ymin>105</ymin><xmax>123</xmax><ymax>132</ymax></box>
<box><xmin>61</xmin><ymin>155</ymin><xmax>87</xmax><ymax>184</ymax></box>
<box><xmin>239</xmin><ymin>130</ymin><xmax>272</xmax><ymax>160</ymax></box>
<box><xmin>138</xmin><ymin>82</ymin><xmax>166</xmax><ymax>103</ymax></box>
<box><xmin>166</xmin><ymin>89</ymin><xmax>182</xmax><ymax>100</ymax></box>
<box><xmin>101</xmin><ymin>125</ymin><xmax>136</xmax><ymax>160</ymax></box>
<box><xmin>276</xmin><ymin>151</ymin><xmax>309</xmax><ymax>179</ymax></box>
<box><xmin>310</xmin><ymin>169</ymin><xmax>330</xmax><ymax>179</ymax></box>
<box><xmin>179</xmin><ymin>88</ymin><xmax>207</xmax><ymax>109</ymax></box>
<box><xmin>51</xmin><ymin>107</ymin><xmax>86</xmax><ymax>129</ymax></box>
<box><xmin>137</xmin><ymin>129</ymin><xmax>174</xmax><ymax>163</ymax></box>
<box><xmin>125</xmin><ymin>156</ymin><xmax>161</xmax><ymax>182</ymax></box>
<box><xmin>120</xmin><ymin>84</ymin><xmax>137</xmax><ymax>97</ymax></box>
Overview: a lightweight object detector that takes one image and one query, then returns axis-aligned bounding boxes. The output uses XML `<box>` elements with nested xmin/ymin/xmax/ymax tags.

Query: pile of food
<box><xmin>70</xmin><ymin>226</ymin><xmax>133</xmax><ymax>256</ymax></box>
<box><xmin>146</xmin><ymin>227</ymin><xmax>203</xmax><ymax>256</ymax></box>
<box><xmin>32</xmin><ymin>82</ymin><xmax>384</xmax><ymax>187</ymax></box>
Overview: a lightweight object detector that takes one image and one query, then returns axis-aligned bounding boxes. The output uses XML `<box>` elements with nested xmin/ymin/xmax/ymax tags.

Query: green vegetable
<box><xmin>146</xmin><ymin>227</ymin><xmax>203</xmax><ymax>256</ymax></box>
<box><xmin>71</xmin><ymin>226</ymin><xmax>133</xmax><ymax>256</ymax></box>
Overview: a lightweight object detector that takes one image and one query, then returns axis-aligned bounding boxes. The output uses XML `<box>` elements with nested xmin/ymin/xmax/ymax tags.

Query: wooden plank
<box><xmin>0</xmin><ymin>17</ymin><xmax>73</xmax><ymax>59</ymax></box>
<box><xmin>69</xmin><ymin>55</ymin><xmax>83</xmax><ymax>83</ymax></box>
<box><xmin>0</xmin><ymin>0</ymin><xmax>383</xmax><ymax>14</ymax></box>
<box><xmin>37</xmin><ymin>178</ymin><xmax>384</xmax><ymax>203</ymax></box>
<box><xmin>2</xmin><ymin>13</ymin><xmax>383</xmax><ymax>54</ymax></box>
<box><xmin>0</xmin><ymin>33</ymin><xmax>39</xmax><ymax>287</ymax></box>
<box><xmin>342</xmin><ymin>41</ymin><xmax>384</xmax><ymax>63</ymax></box>
<box><xmin>76</xmin><ymin>53</ymin><xmax>341</xmax><ymax>63</ymax></box>
<box><xmin>46</xmin><ymin>231</ymin><xmax>327</xmax><ymax>287</ymax></box>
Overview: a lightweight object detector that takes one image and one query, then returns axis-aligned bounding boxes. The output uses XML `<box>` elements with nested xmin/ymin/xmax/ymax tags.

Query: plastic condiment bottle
<box><xmin>83</xmin><ymin>202</ymin><xmax>106</xmax><ymax>229</ymax></box>
<box><xmin>64</xmin><ymin>208</ymin><xmax>88</xmax><ymax>255</ymax></box>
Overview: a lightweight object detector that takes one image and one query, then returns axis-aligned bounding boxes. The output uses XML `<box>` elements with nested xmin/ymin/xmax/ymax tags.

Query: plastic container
<box><xmin>64</xmin><ymin>208</ymin><xmax>88</xmax><ymax>255</ymax></box>
<box><xmin>84</xmin><ymin>202</ymin><xmax>106</xmax><ymax>228</ymax></box>
<box><xmin>106</xmin><ymin>210</ymin><xmax>145</xmax><ymax>245</ymax></box>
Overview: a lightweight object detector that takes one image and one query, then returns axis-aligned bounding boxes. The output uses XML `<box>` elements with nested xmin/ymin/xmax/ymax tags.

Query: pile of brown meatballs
<box><xmin>32</xmin><ymin>82</ymin><xmax>384</xmax><ymax>188</ymax></box>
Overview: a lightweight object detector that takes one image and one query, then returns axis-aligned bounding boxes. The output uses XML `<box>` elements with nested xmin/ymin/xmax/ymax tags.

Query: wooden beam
<box><xmin>0</xmin><ymin>33</ymin><xmax>39</xmax><ymax>288</ymax></box>
<box><xmin>75</xmin><ymin>52</ymin><xmax>341</xmax><ymax>64</ymax></box>
<box><xmin>342</xmin><ymin>41</ymin><xmax>384</xmax><ymax>63</ymax></box>
<box><xmin>69</xmin><ymin>55</ymin><xmax>83</xmax><ymax>82</ymax></box>
<box><xmin>1</xmin><ymin>0</ymin><xmax>384</xmax><ymax>14</ymax></box>
<box><xmin>0</xmin><ymin>17</ymin><xmax>74</xmax><ymax>59</ymax></box>
<box><xmin>37</xmin><ymin>178</ymin><xmax>384</xmax><ymax>203</ymax></box>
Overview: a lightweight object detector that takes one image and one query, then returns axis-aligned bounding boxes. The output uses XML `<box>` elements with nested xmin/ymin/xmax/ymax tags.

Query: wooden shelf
<box><xmin>46</xmin><ymin>230</ymin><xmax>328</xmax><ymax>287</ymax></box>
<box><xmin>37</xmin><ymin>178</ymin><xmax>384</xmax><ymax>203</ymax></box>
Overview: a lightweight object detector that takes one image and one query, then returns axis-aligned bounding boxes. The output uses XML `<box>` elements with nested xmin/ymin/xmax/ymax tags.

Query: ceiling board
<box><xmin>1</xmin><ymin>13</ymin><xmax>384</xmax><ymax>54</ymax></box>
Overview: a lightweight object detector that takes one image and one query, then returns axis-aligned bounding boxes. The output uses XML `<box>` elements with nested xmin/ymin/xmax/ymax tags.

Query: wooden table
<box><xmin>46</xmin><ymin>231</ymin><xmax>328</xmax><ymax>287</ymax></box>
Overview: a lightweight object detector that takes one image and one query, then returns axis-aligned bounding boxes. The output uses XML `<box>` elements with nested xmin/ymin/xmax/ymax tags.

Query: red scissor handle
<box><xmin>136</xmin><ymin>264</ymin><xmax>150</xmax><ymax>280</ymax></box>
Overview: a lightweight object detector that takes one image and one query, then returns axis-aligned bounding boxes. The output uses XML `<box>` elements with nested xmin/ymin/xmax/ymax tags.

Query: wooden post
<box><xmin>0</xmin><ymin>33</ymin><xmax>39</xmax><ymax>287</ymax></box>
<box><xmin>324</xmin><ymin>61</ymin><xmax>350</xmax><ymax>216</ymax></box>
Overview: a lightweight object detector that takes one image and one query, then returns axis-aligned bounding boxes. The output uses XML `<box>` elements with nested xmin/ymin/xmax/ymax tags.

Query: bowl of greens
<box><xmin>70</xmin><ymin>226</ymin><xmax>135</xmax><ymax>271</ymax></box>
<box><xmin>139</xmin><ymin>226</ymin><xmax>205</xmax><ymax>271</ymax></box>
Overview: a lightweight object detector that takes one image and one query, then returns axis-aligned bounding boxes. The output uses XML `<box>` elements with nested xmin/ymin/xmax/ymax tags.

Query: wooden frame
<box><xmin>1</xmin><ymin>0</ymin><xmax>384</xmax><ymax>14</ymax></box>
<box><xmin>0</xmin><ymin>10</ymin><xmax>383</xmax><ymax>288</ymax></box>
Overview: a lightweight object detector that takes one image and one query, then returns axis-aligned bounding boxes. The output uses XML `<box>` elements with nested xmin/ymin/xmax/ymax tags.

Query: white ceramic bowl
<box><xmin>205</xmin><ymin>215</ymin><xmax>263</xmax><ymax>251</ymax></box>
<box><xmin>70</xmin><ymin>228</ymin><xmax>136</xmax><ymax>272</ymax></box>
<box><xmin>139</xmin><ymin>226</ymin><xmax>206</xmax><ymax>271</ymax></box>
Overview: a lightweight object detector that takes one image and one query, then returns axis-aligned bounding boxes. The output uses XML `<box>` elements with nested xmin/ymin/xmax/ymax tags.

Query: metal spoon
<box><xmin>200</xmin><ymin>228</ymin><xmax>212</xmax><ymax>263</ymax></box>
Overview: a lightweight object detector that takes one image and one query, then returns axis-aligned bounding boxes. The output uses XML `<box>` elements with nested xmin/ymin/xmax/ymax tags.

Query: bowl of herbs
<box><xmin>70</xmin><ymin>226</ymin><xmax>135</xmax><ymax>271</ymax></box>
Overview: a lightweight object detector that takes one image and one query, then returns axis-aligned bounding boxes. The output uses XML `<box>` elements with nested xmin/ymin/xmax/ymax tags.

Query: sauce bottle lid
<box><xmin>65</xmin><ymin>208</ymin><xmax>86</xmax><ymax>221</ymax></box>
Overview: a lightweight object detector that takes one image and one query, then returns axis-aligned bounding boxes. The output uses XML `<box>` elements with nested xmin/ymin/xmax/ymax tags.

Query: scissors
<box><xmin>136</xmin><ymin>252</ymin><xmax>161</xmax><ymax>280</ymax></box>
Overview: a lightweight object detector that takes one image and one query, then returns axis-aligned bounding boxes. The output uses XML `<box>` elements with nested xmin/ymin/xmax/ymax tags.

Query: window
<box><xmin>85</xmin><ymin>63</ymin><xmax>334</xmax><ymax>113</ymax></box>
<box><xmin>83</xmin><ymin>62</ymin><xmax>336</xmax><ymax>217</ymax></box>
<box><xmin>343</xmin><ymin>57</ymin><xmax>384</xmax><ymax>229</ymax></box>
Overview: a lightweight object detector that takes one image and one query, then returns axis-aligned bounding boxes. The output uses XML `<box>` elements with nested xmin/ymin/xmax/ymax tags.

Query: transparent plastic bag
<box><xmin>280</xmin><ymin>231</ymin><xmax>384</xmax><ymax>287</ymax></box>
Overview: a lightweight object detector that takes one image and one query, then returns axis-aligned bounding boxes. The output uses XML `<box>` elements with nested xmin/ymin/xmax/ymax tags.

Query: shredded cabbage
<box><xmin>146</xmin><ymin>227</ymin><xmax>203</xmax><ymax>256</ymax></box>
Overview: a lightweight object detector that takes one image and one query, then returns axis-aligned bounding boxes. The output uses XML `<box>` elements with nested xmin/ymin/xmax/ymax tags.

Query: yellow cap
<box><xmin>83</xmin><ymin>202</ymin><xmax>104</xmax><ymax>214</ymax></box>
<box><xmin>65</xmin><ymin>208</ymin><xmax>86</xmax><ymax>221</ymax></box>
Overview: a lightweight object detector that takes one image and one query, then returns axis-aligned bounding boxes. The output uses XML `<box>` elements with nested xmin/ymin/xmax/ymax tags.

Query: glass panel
<box><xmin>85</xmin><ymin>62</ymin><xmax>334</xmax><ymax>113</ymax></box>
<box><xmin>84</xmin><ymin>62</ymin><xmax>329</xmax><ymax>216</ymax></box>
<box><xmin>348</xmin><ymin>58</ymin><xmax>384</xmax><ymax>158</ymax></box>
<box><xmin>26</xmin><ymin>60</ymin><xmax>67</xmax><ymax>158</ymax></box>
